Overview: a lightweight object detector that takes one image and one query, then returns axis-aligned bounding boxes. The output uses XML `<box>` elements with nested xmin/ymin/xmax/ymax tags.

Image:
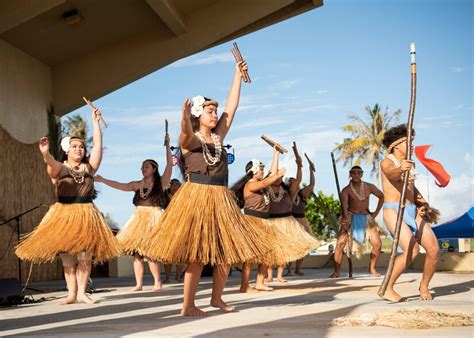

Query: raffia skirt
<box><xmin>342</xmin><ymin>212</ymin><xmax>384</xmax><ymax>259</ymax></box>
<box><xmin>141</xmin><ymin>181</ymin><xmax>274</xmax><ymax>266</ymax></box>
<box><xmin>244</xmin><ymin>214</ymin><xmax>311</xmax><ymax>266</ymax></box>
<box><xmin>294</xmin><ymin>216</ymin><xmax>315</xmax><ymax>236</ymax></box>
<box><xmin>266</xmin><ymin>215</ymin><xmax>320</xmax><ymax>265</ymax></box>
<box><xmin>117</xmin><ymin>206</ymin><xmax>163</xmax><ymax>256</ymax></box>
<box><xmin>15</xmin><ymin>202</ymin><xmax>122</xmax><ymax>264</ymax></box>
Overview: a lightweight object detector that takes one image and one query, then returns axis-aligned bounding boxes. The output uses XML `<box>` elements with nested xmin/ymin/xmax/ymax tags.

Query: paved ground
<box><xmin>0</xmin><ymin>268</ymin><xmax>473</xmax><ymax>337</ymax></box>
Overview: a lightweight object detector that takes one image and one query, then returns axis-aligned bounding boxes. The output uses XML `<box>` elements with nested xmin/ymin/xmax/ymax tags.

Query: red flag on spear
<box><xmin>414</xmin><ymin>145</ymin><xmax>451</xmax><ymax>187</ymax></box>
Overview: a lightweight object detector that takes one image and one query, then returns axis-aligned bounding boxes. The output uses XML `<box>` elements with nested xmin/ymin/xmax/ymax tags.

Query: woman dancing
<box><xmin>95</xmin><ymin>131</ymin><xmax>172</xmax><ymax>291</ymax></box>
<box><xmin>16</xmin><ymin>103</ymin><xmax>121</xmax><ymax>304</ymax></box>
<box><xmin>286</xmin><ymin>154</ymin><xmax>317</xmax><ymax>276</ymax></box>
<box><xmin>267</xmin><ymin>143</ymin><xmax>320</xmax><ymax>283</ymax></box>
<box><xmin>142</xmin><ymin>60</ymin><xmax>273</xmax><ymax>317</ymax></box>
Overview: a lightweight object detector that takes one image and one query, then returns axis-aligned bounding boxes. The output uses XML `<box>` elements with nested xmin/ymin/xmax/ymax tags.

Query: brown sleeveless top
<box><xmin>132</xmin><ymin>189</ymin><xmax>163</xmax><ymax>207</ymax></box>
<box><xmin>55</xmin><ymin>163</ymin><xmax>94</xmax><ymax>197</ymax></box>
<box><xmin>292</xmin><ymin>191</ymin><xmax>306</xmax><ymax>217</ymax></box>
<box><xmin>269</xmin><ymin>188</ymin><xmax>293</xmax><ymax>217</ymax></box>
<box><xmin>244</xmin><ymin>185</ymin><xmax>269</xmax><ymax>213</ymax></box>
<box><xmin>182</xmin><ymin>144</ymin><xmax>228</xmax><ymax>179</ymax></box>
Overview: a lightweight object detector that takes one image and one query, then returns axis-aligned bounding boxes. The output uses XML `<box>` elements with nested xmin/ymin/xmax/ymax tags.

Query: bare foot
<box><xmin>131</xmin><ymin>285</ymin><xmax>143</xmax><ymax>292</ymax></box>
<box><xmin>329</xmin><ymin>272</ymin><xmax>340</xmax><ymax>278</ymax></box>
<box><xmin>265</xmin><ymin>278</ymin><xmax>273</xmax><ymax>283</ymax></box>
<box><xmin>277</xmin><ymin>277</ymin><xmax>288</xmax><ymax>283</ymax></box>
<box><xmin>382</xmin><ymin>289</ymin><xmax>407</xmax><ymax>303</ymax></box>
<box><xmin>59</xmin><ymin>295</ymin><xmax>77</xmax><ymax>305</ymax></box>
<box><xmin>152</xmin><ymin>283</ymin><xmax>162</xmax><ymax>292</ymax></box>
<box><xmin>163</xmin><ymin>278</ymin><xmax>170</xmax><ymax>284</ymax></box>
<box><xmin>255</xmin><ymin>285</ymin><xmax>273</xmax><ymax>291</ymax></box>
<box><xmin>284</xmin><ymin>270</ymin><xmax>293</xmax><ymax>277</ymax></box>
<box><xmin>419</xmin><ymin>286</ymin><xmax>433</xmax><ymax>300</ymax></box>
<box><xmin>239</xmin><ymin>286</ymin><xmax>258</xmax><ymax>293</ymax></box>
<box><xmin>181</xmin><ymin>306</ymin><xmax>208</xmax><ymax>317</ymax></box>
<box><xmin>369</xmin><ymin>270</ymin><xmax>381</xmax><ymax>277</ymax></box>
<box><xmin>175</xmin><ymin>278</ymin><xmax>183</xmax><ymax>283</ymax></box>
<box><xmin>77</xmin><ymin>293</ymin><xmax>97</xmax><ymax>304</ymax></box>
<box><xmin>210</xmin><ymin>299</ymin><xmax>236</xmax><ymax>313</ymax></box>
<box><xmin>295</xmin><ymin>270</ymin><xmax>305</xmax><ymax>276</ymax></box>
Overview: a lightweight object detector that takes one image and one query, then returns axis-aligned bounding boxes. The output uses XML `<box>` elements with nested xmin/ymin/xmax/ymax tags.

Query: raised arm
<box><xmin>269</xmin><ymin>147</ymin><xmax>281</xmax><ymax>176</ymax></box>
<box><xmin>88</xmin><ymin>105</ymin><xmax>103</xmax><ymax>173</ymax></box>
<box><xmin>289</xmin><ymin>142</ymin><xmax>303</xmax><ymax>199</ymax></box>
<box><xmin>369</xmin><ymin>183</ymin><xmax>384</xmax><ymax>218</ymax></box>
<box><xmin>95</xmin><ymin>175</ymin><xmax>138</xmax><ymax>192</ymax></box>
<box><xmin>300</xmin><ymin>157</ymin><xmax>316</xmax><ymax>198</ymax></box>
<box><xmin>214</xmin><ymin>61</ymin><xmax>247</xmax><ymax>140</ymax></box>
<box><xmin>39</xmin><ymin>137</ymin><xmax>63</xmax><ymax>180</ymax></box>
<box><xmin>246</xmin><ymin>167</ymin><xmax>287</xmax><ymax>193</ymax></box>
<box><xmin>179</xmin><ymin>98</ymin><xmax>195</xmax><ymax>150</ymax></box>
<box><xmin>160</xmin><ymin>132</ymin><xmax>173</xmax><ymax>189</ymax></box>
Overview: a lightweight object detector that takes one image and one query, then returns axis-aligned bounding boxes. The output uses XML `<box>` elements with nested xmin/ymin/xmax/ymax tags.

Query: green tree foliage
<box><xmin>47</xmin><ymin>105</ymin><xmax>62</xmax><ymax>160</ymax></box>
<box><xmin>305</xmin><ymin>190</ymin><xmax>341</xmax><ymax>240</ymax></box>
<box><xmin>333</xmin><ymin>104</ymin><xmax>401</xmax><ymax>182</ymax></box>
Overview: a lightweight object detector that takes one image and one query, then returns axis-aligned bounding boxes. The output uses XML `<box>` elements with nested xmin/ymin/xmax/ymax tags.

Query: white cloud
<box><xmin>170</xmin><ymin>53</ymin><xmax>234</xmax><ymax>67</ymax></box>
<box><xmin>234</xmin><ymin>118</ymin><xmax>286</xmax><ymax>130</ymax></box>
<box><xmin>317</xmin><ymin>89</ymin><xmax>329</xmax><ymax>95</ymax></box>
<box><xmin>416</xmin><ymin>170</ymin><xmax>474</xmax><ymax>223</ymax></box>
<box><xmin>449</xmin><ymin>66</ymin><xmax>465</xmax><ymax>73</ymax></box>
<box><xmin>269</xmin><ymin>79</ymin><xmax>299</xmax><ymax>92</ymax></box>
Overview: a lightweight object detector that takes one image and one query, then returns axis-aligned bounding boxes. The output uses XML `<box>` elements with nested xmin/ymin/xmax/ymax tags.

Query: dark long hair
<box><xmin>144</xmin><ymin>159</ymin><xmax>169</xmax><ymax>207</ymax></box>
<box><xmin>230</xmin><ymin>161</ymin><xmax>255</xmax><ymax>208</ymax></box>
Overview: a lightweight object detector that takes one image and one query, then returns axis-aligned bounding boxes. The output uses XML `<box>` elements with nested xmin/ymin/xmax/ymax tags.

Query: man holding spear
<box><xmin>379</xmin><ymin>124</ymin><xmax>439</xmax><ymax>302</ymax></box>
<box><xmin>329</xmin><ymin>165</ymin><xmax>384</xmax><ymax>278</ymax></box>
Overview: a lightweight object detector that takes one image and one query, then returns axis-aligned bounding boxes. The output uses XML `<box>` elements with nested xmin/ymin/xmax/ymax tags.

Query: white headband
<box><xmin>247</xmin><ymin>159</ymin><xmax>260</xmax><ymax>175</ymax></box>
<box><xmin>191</xmin><ymin>95</ymin><xmax>205</xmax><ymax>118</ymax></box>
<box><xmin>283</xmin><ymin>177</ymin><xmax>291</xmax><ymax>185</ymax></box>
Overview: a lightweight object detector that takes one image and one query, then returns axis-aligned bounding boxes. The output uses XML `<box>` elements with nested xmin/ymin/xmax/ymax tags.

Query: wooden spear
<box><xmin>378</xmin><ymin>43</ymin><xmax>417</xmax><ymax>297</ymax></box>
<box><xmin>331</xmin><ymin>152</ymin><xmax>353</xmax><ymax>277</ymax></box>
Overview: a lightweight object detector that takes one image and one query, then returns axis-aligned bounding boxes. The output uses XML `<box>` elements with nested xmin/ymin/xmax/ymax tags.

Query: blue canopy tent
<box><xmin>432</xmin><ymin>207</ymin><xmax>474</xmax><ymax>239</ymax></box>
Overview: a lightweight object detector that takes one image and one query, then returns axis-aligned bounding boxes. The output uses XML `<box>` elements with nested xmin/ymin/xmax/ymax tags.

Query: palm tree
<box><xmin>334</xmin><ymin>104</ymin><xmax>401</xmax><ymax>183</ymax></box>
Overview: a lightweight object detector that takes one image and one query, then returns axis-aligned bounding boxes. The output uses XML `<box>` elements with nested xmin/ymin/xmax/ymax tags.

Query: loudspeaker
<box><xmin>0</xmin><ymin>278</ymin><xmax>23</xmax><ymax>306</ymax></box>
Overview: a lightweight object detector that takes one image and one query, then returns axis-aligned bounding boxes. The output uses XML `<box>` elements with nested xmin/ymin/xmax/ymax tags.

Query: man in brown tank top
<box><xmin>329</xmin><ymin>166</ymin><xmax>384</xmax><ymax>278</ymax></box>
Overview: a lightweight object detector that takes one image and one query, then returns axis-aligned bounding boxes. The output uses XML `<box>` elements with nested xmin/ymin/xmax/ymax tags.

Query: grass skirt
<box><xmin>295</xmin><ymin>217</ymin><xmax>315</xmax><ymax>236</ymax></box>
<box><xmin>141</xmin><ymin>181</ymin><xmax>274</xmax><ymax>265</ymax></box>
<box><xmin>342</xmin><ymin>212</ymin><xmax>385</xmax><ymax>259</ymax></box>
<box><xmin>15</xmin><ymin>203</ymin><xmax>122</xmax><ymax>264</ymax></box>
<box><xmin>117</xmin><ymin>206</ymin><xmax>163</xmax><ymax>256</ymax></box>
<box><xmin>266</xmin><ymin>216</ymin><xmax>320</xmax><ymax>264</ymax></box>
<box><xmin>245</xmin><ymin>215</ymin><xmax>309</xmax><ymax>266</ymax></box>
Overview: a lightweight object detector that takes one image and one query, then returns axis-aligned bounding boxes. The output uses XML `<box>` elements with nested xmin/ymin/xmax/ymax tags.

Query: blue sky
<box><xmin>67</xmin><ymin>0</ymin><xmax>473</xmax><ymax>227</ymax></box>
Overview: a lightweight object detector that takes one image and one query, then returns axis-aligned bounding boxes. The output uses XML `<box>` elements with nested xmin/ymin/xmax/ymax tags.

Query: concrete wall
<box><xmin>0</xmin><ymin>38</ymin><xmax>51</xmax><ymax>144</ymax></box>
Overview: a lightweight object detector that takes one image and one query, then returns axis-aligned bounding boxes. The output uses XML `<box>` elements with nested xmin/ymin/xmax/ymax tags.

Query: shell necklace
<box><xmin>268</xmin><ymin>186</ymin><xmax>285</xmax><ymax>203</ymax></box>
<box><xmin>195</xmin><ymin>131</ymin><xmax>222</xmax><ymax>166</ymax></box>
<box><xmin>139</xmin><ymin>180</ymin><xmax>153</xmax><ymax>199</ymax></box>
<box><xmin>349</xmin><ymin>181</ymin><xmax>365</xmax><ymax>201</ymax></box>
<box><xmin>64</xmin><ymin>161</ymin><xmax>86</xmax><ymax>184</ymax></box>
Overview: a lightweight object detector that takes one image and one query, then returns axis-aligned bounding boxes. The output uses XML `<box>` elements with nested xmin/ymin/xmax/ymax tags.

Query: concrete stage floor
<box><xmin>1</xmin><ymin>268</ymin><xmax>473</xmax><ymax>337</ymax></box>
